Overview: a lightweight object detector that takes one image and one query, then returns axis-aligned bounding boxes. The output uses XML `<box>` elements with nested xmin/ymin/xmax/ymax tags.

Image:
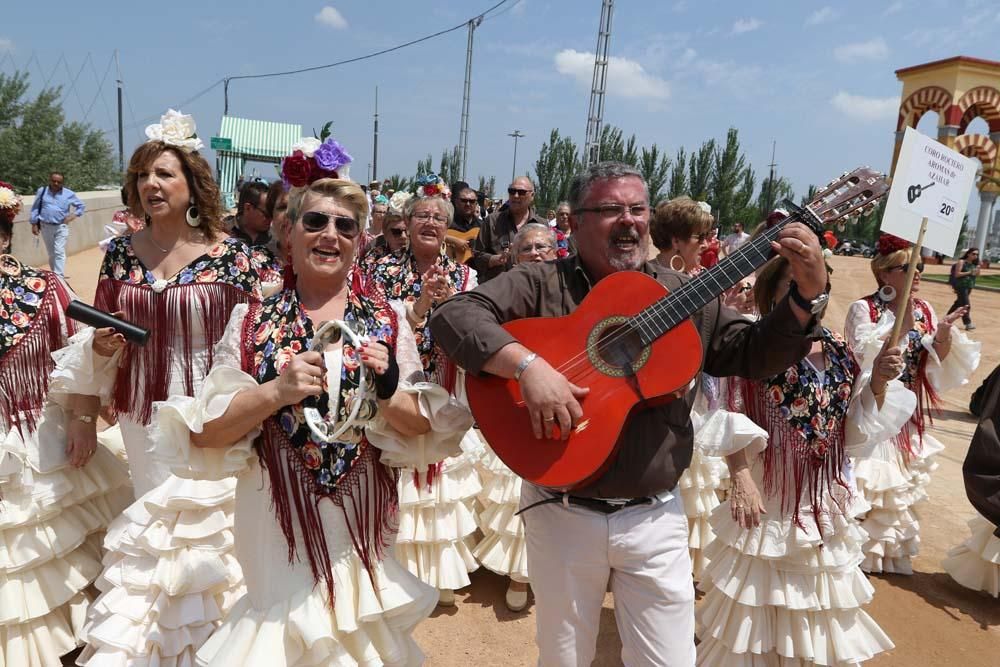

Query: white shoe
<box><xmin>505</xmin><ymin>584</ymin><xmax>529</xmax><ymax>612</ymax></box>
<box><xmin>438</xmin><ymin>589</ymin><xmax>455</xmax><ymax>607</ymax></box>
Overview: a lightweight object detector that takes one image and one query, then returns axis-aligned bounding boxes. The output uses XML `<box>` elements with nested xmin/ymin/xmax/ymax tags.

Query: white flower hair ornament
<box><xmin>145</xmin><ymin>109</ymin><xmax>204</xmax><ymax>153</ymax></box>
<box><xmin>388</xmin><ymin>190</ymin><xmax>414</xmax><ymax>215</ymax></box>
<box><xmin>696</xmin><ymin>201</ymin><xmax>712</xmax><ymax>215</ymax></box>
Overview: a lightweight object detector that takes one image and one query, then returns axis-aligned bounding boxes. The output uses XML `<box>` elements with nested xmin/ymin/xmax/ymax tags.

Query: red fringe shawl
<box><xmin>256</xmin><ymin>419</ymin><xmax>399</xmax><ymax>609</ymax></box>
<box><xmin>728</xmin><ymin>377</ymin><xmax>850</xmax><ymax>532</ymax></box>
<box><xmin>95</xmin><ymin>280</ymin><xmax>257</xmax><ymax>425</ymax></box>
<box><xmin>0</xmin><ymin>273</ymin><xmax>75</xmax><ymax>435</ymax></box>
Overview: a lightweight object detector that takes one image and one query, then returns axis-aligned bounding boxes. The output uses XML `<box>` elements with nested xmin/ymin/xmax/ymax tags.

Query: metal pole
<box><xmin>372</xmin><ymin>86</ymin><xmax>379</xmax><ymax>182</ymax></box>
<box><xmin>508</xmin><ymin>130</ymin><xmax>524</xmax><ymax>183</ymax></box>
<box><xmin>224</xmin><ymin>78</ymin><xmax>230</xmax><ymax>115</ymax></box>
<box><xmin>114</xmin><ymin>50</ymin><xmax>124</xmax><ymax>174</ymax></box>
<box><xmin>459</xmin><ymin>17</ymin><xmax>482</xmax><ymax>181</ymax></box>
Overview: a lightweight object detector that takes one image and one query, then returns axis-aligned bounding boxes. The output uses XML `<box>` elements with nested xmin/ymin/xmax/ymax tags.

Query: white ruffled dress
<box><xmin>50</xmin><ymin>326</ymin><xmax>247</xmax><ymax>666</ymax></box>
<box><xmin>472</xmin><ymin>437</ymin><xmax>528</xmax><ymax>584</ymax></box>
<box><xmin>152</xmin><ymin>301</ymin><xmax>471</xmax><ymax>666</ymax></box>
<box><xmin>845</xmin><ymin>301</ymin><xmax>980</xmax><ymax>574</ymax></box>
<box><xmin>943</xmin><ymin>516</ymin><xmax>1000</xmax><ymax>597</ymax></box>
<box><xmin>0</xmin><ymin>403</ymin><xmax>132</xmax><ymax>667</ymax></box>
<box><xmin>695</xmin><ymin>362</ymin><xmax>915</xmax><ymax>665</ymax></box>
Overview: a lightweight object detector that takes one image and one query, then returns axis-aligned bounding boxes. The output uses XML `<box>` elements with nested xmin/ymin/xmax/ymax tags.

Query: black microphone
<box><xmin>65</xmin><ymin>301</ymin><xmax>150</xmax><ymax>346</ymax></box>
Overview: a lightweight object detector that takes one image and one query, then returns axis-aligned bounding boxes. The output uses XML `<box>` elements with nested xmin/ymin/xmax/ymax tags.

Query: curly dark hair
<box><xmin>124</xmin><ymin>142</ymin><xmax>225</xmax><ymax>238</ymax></box>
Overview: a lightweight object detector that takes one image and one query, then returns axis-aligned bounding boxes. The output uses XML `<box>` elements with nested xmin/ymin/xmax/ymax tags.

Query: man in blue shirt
<box><xmin>29</xmin><ymin>171</ymin><xmax>86</xmax><ymax>277</ymax></box>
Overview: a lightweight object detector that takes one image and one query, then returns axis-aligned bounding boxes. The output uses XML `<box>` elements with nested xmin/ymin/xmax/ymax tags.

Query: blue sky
<box><xmin>2</xmin><ymin>0</ymin><xmax>998</xmax><ymax>224</ymax></box>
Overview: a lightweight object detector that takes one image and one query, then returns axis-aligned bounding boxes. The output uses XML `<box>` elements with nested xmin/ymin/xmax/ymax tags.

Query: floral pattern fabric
<box><xmin>864</xmin><ymin>295</ymin><xmax>933</xmax><ymax>389</ymax></box>
<box><xmin>0</xmin><ymin>265</ymin><xmax>48</xmax><ymax>359</ymax></box>
<box><xmin>98</xmin><ymin>235</ymin><xmax>264</xmax><ymax>297</ymax></box>
<box><xmin>246</xmin><ymin>287</ymin><xmax>396</xmax><ymax>495</ymax></box>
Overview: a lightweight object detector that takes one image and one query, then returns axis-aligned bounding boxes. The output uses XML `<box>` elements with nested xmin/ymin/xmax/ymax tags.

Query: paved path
<box><xmin>58</xmin><ymin>249</ymin><xmax>1000</xmax><ymax>666</ymax></box>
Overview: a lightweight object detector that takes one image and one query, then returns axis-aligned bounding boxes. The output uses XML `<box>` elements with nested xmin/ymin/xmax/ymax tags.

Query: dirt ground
<box><xmin>58</xmin><ymin>248</ymin><xmax>1000</xmax><ymax>666</ymax></box>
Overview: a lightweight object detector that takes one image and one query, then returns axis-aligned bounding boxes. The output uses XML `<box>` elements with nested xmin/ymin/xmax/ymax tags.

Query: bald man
<box><xmin>472</xmin><ymin>176</ymin><xmax>548</xmax><ymax>282</ymax></box>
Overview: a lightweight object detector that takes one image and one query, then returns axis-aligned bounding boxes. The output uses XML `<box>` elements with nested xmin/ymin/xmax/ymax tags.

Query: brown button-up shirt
<box><xmin>431</xmin><ymin>254</ymin><xmax>819</xmax><ymax>499</ymax></box>
<box><xmin>471</xmin><ymin>207</ymin><xmax>549</xmax><ymax>282</ymax></box>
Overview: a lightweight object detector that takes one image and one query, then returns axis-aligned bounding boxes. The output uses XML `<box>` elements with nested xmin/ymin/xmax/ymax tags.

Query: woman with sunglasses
<box><xmin>366</xmin><ymin>193</ymin><xmax>484</xmax><ymax>607</ymax></box>
<box><xmin>49</xmin><ymin>111</ymin><xmax>269</xmax><ymax>665</ymax></box>
<box><xmin>844</xmin><ymin>234</ymin><xmax>980</xmax><ymax>575</ymax></box>
<box><xmin>153</xmin><ymin>175</ymin><xmax>472</xmax><ymax>665</ymax></box>
<box><xmin>0</xmin><ymin>183</ymin><xmax>132</xmax><ymax>667</ymax></box>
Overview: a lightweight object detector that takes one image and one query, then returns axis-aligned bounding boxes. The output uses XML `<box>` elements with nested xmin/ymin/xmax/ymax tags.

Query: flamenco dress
<box><xmin>845</xmin><ymin>297</ymin><xmax>980</xmax><ymax>574</ymax></box>
<box><xmin>696</xmin><ymin>329</ymin><xmax>913</xmax><ymax>665</ymax></box>
<box><xmin>367</xmin><ymin>250</ymin><xmax>483</xmax><ymax>594</ymax></box>
<box><xmin>153</xmin><ymin>286</ymin><xmax>471</xmax><ymax>666</ymax></box>
<box><xmin>0</xmin><ymin>264</ymin><xmax>131</xmax><ymax>667</ymax></box>
<box><xmin>50</xmin><ymin>236</ymin><xmax>264</xmax><ymax>666</ymax></box>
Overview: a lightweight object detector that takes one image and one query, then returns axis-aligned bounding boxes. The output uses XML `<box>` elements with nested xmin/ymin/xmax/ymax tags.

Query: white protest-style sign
<box><xmin>881</xmin><ymin>126</ymin><xmax>978</xmax><ymax>255</ymax></box>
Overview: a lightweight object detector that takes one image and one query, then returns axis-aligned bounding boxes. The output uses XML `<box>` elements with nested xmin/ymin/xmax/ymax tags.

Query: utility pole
<box><xmin>766</xmin><ymin>140</ymin><xmax>778</xmax><ymax>213</ymax></box>
<box><xmin>584</xmin><ymin>0</ymin><xmax>614</xmax><ymax>167</ymax></box>
<box><xmin>458</xmin><ymin>16</ymin><xmax>483</xmax><ymax>181</ymax></box>
<box><xmin>114</xmin><ymin>50</ymin><xmax>124</xmax><ymax>173</ymax></box>
<box><xmin>508</xmin><ymin>130</ymin><xmax>525</xmax><ymax>184</ymax></box>
<box><xmin>372</xmin><ymin>87</ymin><xmax>379</xmax><ymax>182</ymax></box>
<box><xmin>224</xmin><ymin>78</ymin><xmax>230</xmax><ymax>115</ymax></box>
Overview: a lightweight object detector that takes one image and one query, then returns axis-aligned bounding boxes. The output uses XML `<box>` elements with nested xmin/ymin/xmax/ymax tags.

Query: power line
<box><xmin>223</xmin><ymin>0</ymin><xmax>514</xmax><ymax>112</ymax></box>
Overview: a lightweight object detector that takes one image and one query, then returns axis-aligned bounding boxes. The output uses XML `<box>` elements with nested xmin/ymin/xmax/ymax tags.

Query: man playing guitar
<box><xmin>431</xmin><ymin>162</ymin><xmax>829</xmax><ymax>666</ymax></box>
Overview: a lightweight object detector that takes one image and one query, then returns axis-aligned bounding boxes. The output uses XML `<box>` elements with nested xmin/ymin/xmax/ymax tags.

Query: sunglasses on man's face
<box><xmin>889</xmin><ymin>262</ymin><xmax>925</xmax><ymax>274</ymax></box>
<box><xmin>507</xmin><ymin>188</ymin><xmax>533</xmax><ymax>196</ymax></box>
<box><xmin>387</xmin><ymin>228</ymin><xmax>407</xmax><ymax>238</ymax></box>
<box><xmin>300</xmin><ymin>211</ymin><xmax>360</xmax><ymax>238</ymax></box>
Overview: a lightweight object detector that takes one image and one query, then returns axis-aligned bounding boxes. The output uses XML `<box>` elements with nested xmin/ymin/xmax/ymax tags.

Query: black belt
<box><xmin>518</xmin><ymin>493</ymin><xmax>655</xmax><ymax>516</ymax></box>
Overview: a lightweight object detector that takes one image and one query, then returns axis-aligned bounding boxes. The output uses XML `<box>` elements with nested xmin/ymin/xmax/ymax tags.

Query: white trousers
<box><xmin>521</xmin><ymin>483</ymin><xmax>695</xmax><ymax>667</ymax></box>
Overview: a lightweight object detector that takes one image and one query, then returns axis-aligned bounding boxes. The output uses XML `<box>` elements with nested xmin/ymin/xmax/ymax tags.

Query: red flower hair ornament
<box><xmin>876</xmin><ymin>233</ymin><xmax>911</xmax><ymax>256</ymax></box>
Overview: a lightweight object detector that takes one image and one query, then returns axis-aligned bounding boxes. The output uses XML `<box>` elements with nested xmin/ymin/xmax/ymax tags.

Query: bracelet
<box><xmin>373</xmin><ymin>343</ymin><xmax>399</xmax><ymax>400</ymax></box>
<box><xmin>514</xmin><ymin>352</ymin><xmax>538</xmax><ymax>382</ymax></box>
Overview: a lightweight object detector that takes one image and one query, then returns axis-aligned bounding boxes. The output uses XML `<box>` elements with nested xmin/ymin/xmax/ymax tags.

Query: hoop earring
<box><xmin>669</xmin><ymin>254</ymin><xmax>686</xmax><ymax>272</ymax></box>
<box><xmin>0</xmin><ymin>253</ymin><xmax>23</xmax><ymax>277</ymax></box>
<box><xmin>185</xmin><ymin>198</ymin><xmax>200</xmax><ymax>228</ymax></box>
<box><xmin>878</xmin><ymin>284</ymin><xmax>896</xmax><ymax>302</ymax></box>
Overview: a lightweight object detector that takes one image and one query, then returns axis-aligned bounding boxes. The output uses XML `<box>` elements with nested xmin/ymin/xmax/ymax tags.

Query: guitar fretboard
<box><xmin>629</xmin><ymin>216</ymin><xmax>793</xmax><ymax>346</ymax></box>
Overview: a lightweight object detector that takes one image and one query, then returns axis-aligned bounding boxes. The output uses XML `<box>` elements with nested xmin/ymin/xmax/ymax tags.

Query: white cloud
<box><xmin>0</xmin><ymin>38</ymin><xmax>13</xmax><ymax>51</ymax></box>
<box><xmin>831</xmin><ymin>91</ymin><xmax>899</xmax><ymax>121</ymax></box>
<box><xmin>554</xmin><ymin>49</ymin><xmax>670</xmax><ymax>101</ymax></box>
<box><xmin>511</xmin><ymin>0</ymin><xmax>527</xmax><ymax>16</ymax></box>
<box><xmin>834</xmin><ymin>37</ymin><xmax>889</xmax><ymax>63</ymax></box>
<box><xmin>884</xmin><ymin>1</ymin><xmax>904</xmax><ymax>15</ymax></box>
<box><xmin>315</xmin><ymin>6</ymin><xmax>348</xmax><ymax>29</ymax></box>
<box><xmin>806</xmin><ymin>7</ymin><xmax>838</xmax><ymax>25</ymax></box>
<box><xmin>731</xmin><ymin>18</ymin><xmax>763</xmax><ymax>34</ymax></box>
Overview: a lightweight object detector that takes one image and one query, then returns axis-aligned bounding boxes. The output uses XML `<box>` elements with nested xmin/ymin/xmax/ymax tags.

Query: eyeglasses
<box><xmin>412</xmin><ymin>212</ymin><xmax>448</xmax><ymax>224</ymax></box>
<box><xmin>387</xmin><ymin>228</ymin><xmax>407</xmax><ymax>238</ymax></box>
<box><xmin>573</xmin><ymin>204</ymin><xmax>649</xmax><ymax>220</ymax></box>
<box><xmin>690</xmin><ymin>233</ymin><xmax>709</xmax><ymax>243</ymax></box>
<box><xmin>889</xmin><ymin>262</ymin><xmax>925</xmax><ymax>274</ymax></box>
<box><xmin>300</xmin><ymin>211</ymin><xmax>360</xmax><ymax>238</ymax></box>
<box><xmin>507</xmin><ymin>188</ymin><xmax>534</xmax><ymax>196</ymax></box>
<box><xmin>518</xmin><ymin>242</ymin><xmax>554</xmax><ymax>254</ymax></box>
<box><xmin>457</xmin><ymin>198</ymin><xmax>478</xmax><ymax>205</ymax></box>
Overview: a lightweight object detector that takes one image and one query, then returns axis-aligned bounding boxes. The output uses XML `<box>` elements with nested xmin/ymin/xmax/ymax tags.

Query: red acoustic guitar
<box><xmin>465</xmin><ymin>167</ymin><xmax>889</xmax><ymax>490</ymax></box>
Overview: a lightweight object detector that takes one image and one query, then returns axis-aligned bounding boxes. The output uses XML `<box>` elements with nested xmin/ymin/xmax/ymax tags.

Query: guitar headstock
<box><xmin>797</xmin><ymin>166</ymin><xmax>888</xmax><ymax>232</ymax></box>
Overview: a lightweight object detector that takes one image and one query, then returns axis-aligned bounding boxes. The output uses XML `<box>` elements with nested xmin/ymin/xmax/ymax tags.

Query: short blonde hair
<box><xmin>287</xmin><ymin>179</ymin><xmax>369</xmax><ymax>225</ymax></box>
<box><xmin>403</xmin><ymin>195</ymin><xmax>454</xmax><ymax>226</ymax></box>
<box><xmin>870</xmin><ymin>249</ymin><xmax>908</xmax><ymax>285</ymax></box>
<box><xmin>650</xmin><ymin>196</ymin><xmax>713</xmax><ymax>251</ymax></box>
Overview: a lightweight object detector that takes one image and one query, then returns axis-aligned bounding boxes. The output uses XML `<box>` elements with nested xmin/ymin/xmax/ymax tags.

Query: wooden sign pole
<box><xmin>888</xmin><ymin>217</ymin><xmax>929</xmax><ymax>348</ymax></box>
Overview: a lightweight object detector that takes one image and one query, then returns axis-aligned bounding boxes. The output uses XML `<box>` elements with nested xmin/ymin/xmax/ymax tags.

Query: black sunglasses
<box><xmin>890</xmin><ymin>262</ymin><xmax>925</xmax><ymax>274</ymax></box>
<box><xmin>387</xmin><ymin>228</ymin><xmax>407</xmax><ymax>238</ymax></box>
<box><xmin>300</xmin><ymin>211</ymin><xmax>360</xmax><ymax>238</ymax></box>
<box><xmin>507</xmin><ymin>187</ymin><xmax>533</xmax><ymax>196</ymax></box>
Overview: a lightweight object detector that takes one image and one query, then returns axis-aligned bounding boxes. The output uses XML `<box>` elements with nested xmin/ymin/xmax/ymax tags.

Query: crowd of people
<box><xmin>0</xmin><ymin>107</ymin><xmax>996</xmax><ymax>667</ymax></box>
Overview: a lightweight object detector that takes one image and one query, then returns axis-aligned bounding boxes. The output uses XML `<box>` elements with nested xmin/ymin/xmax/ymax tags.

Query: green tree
<box><xmin>668</xmin><ymin>147</ymin><xmax>687</xmax><ymax>199</ymax></box>
<box><xmin>415</xmin><ymin>154</ymin><xmax>433</xmax><ymax>179</ymax></box>
<box><xmin>800</xmin><ymin>184</ymin><xmax>819</xmax><ymax>206</ymax></box>
<box><xmin>384</xmin><ymin>174</ymin><xmax>413</xmax><ymax>193</ymax></box>
<box><xmin>708</xmin><ymin>128</ymin><xmax>752</xmax><ymax>229</ymax></box>
<box><xmin>687</xmin><ymin>140</ymin><xmax>715</xmax><ymax>201</ymax></box>
<box><xmin>533</xmin><ymin>128</ymin><xmax>580</xmax><ymax>212</ymax></box>
<box><xmin>756</xmin><ymin>175</ymin><xmax>794</xmax><ymax>219</ymax></box>
<box><xmin>439</xmin><ymin>145</ymin><xmax>462</xmax><ymax>186</ymax></box>
<box><xmin>733</xmin><ymin>167</ymin><xmax>757</xmax><ymax>227</ymax></box>
<box><xmin>0</xmin><ymin>71</ymin><xmax>119</xmax><ymax>193</ymax></box>
<box><xmin>639</xmin><ymin>145</ymin><xmax>671</xmax><ymax>206</ymax></box>
<box><xmin>597</xmin><ymin>125</ymin><xmax>639</xmax><ymax>166</ymax></box>
<box><xmin>476</xmin><ymin>175</ymin><xmax>496</xmax><ymax>199</ymax></box>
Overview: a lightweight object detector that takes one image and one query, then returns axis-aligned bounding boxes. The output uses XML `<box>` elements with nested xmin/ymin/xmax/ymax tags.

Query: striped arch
<box><xmin>897</xmin><ymin>86</ymin><xmax>953</xmax><ymax>131</ymax></box>
<box><xmin>957</xmin><ymin>86</ymin><xmax>1000</xmax><ymax>133</ymax></box>
<box><xmin>954</xmin><ymin>133</ymin><xmax>997</xmax><ymax>167</ymax></box>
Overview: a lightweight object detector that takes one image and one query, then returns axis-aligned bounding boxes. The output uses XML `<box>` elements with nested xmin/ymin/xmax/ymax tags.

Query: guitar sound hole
<box><xmin>596</xmin><ymin>323</ymin><xmax>646</xmax><ymax>373</ymax></box>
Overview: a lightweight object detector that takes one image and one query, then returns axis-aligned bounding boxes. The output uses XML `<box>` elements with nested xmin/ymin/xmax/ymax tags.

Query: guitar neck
<box><xmin>632</xmin><ymin>204</ymin><xmax>819</xmax><ymax>346</ymax></box>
